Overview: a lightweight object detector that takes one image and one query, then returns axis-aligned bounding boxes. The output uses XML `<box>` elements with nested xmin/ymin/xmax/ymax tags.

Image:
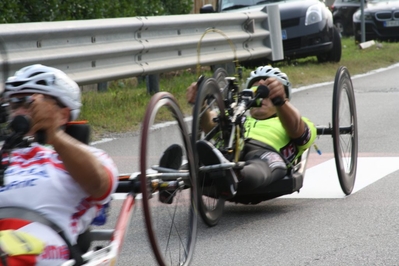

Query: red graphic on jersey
<box><xmin>39</xmin><ymin>245</ymin><xmax>69</xmax><ymax>260</ymax></box>
<box><xmin>280</xmin><ymin>142</ymin><xmax>297</xmax><ymax>162</ymax></box>
<box><xmin>70</xmin><ymin>198</ymin><xmax>93</xmax><ymax>234</ymax></box>
<box><xmin>9</xmin><ymin>146</ymin><xmax>66</xmax><ymax>171</ymax></box>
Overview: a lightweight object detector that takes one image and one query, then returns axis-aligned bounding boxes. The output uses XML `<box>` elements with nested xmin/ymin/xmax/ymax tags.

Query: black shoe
<box><xmin>158</xmin><ymin>144</ymin><xmax>183</xmax><ymax>204</ymax></box>
<box><xmin>196</xmin><ymin>140</ymin><xmax>238</xmax><ymax>199</ymax></box>
<box><xmin>159</xmin><ymin>144</ymin><xmax>183</xmax><ymax>170</ymax></box>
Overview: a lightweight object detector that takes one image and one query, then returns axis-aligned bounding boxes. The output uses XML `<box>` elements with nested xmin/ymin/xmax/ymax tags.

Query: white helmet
<box><xmin>245</xmin><ymin>66</ymin><xmax>291</xmax><ymax>99</ymax></box>
<box><xmin>4</xmin><ymin>64</ymin><xmax>81</xmax><ymax>121</ymax></box>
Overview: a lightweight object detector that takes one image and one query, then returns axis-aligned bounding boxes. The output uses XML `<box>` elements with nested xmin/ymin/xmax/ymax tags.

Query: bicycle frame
<box><xmin>198</xmin><ymin>78</ymin><xmax>265</xmax><ymax>173</ymax></box>
<box><xmin>61</xmin><ymin>173</ymin><xmax>138</xmax><ymax>266</ymax></box>
<box><xmin>64</xmin><ymin>164</ymin><xmax>194</xmax><ymax>265</ymax></box>
<box><xmin>215</xmin><ymin>77</ymin><xmax>259</xmax><ymax>162</ymax></box>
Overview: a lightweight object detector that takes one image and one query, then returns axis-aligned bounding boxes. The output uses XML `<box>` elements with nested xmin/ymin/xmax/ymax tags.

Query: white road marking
<box><xmin>282</xmin><ymin>157</ymin><xmax>399</xmax><ymax>199</ymax></box>
<box><xmin>112</xmin><ymin>157</ymin><xmax>399</xmax><ymax>200</ymax></box>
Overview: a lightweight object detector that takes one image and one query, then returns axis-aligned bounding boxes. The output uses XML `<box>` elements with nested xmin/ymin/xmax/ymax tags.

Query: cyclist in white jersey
<box><xmin>0</xmin><ymin>64</ymin><xmax>118</xmax><ymax>266</ymax></box>
<box><xmin>186</xmin><ymin>66</ymin><xmax>316</xmax><ymax>198</ymax></box>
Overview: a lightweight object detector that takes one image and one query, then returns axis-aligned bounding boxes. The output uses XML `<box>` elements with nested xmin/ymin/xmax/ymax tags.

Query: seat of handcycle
<box><xmin>0</xmin><ymin>206</ymin><xmax>86</xmax><ymax>264</ymax></box>
<box><xmin>65</xmin><ymin>121</ymin><xmax>91</xmax><ymax>144</ymax></box>
<box><xmin>227</xmin><ymin>148</ymin><xmax>309</xmax><ymax>205</ymax></box>
<box><xmin>227</xmin><ymin>170</ymin><xmax>304</xmax><ymax>205</ymax></box>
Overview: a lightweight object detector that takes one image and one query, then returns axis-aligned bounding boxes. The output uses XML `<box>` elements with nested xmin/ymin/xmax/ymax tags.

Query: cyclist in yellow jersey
<box><xmin>187</xmin><ymin>66</ymin><xmax>317</xmax><ymax>197</ymax></box>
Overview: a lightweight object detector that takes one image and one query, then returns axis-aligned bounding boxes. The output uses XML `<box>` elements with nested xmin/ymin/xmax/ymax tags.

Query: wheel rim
<box><xmin>337</xmin><ymin>87</ymin><xmax>356</xmax><ymax>174</ymax></box>
<box><xmin>140</xmin><ymin>92</ymin><xmax>197</xmax><ymax>265</ymax></box>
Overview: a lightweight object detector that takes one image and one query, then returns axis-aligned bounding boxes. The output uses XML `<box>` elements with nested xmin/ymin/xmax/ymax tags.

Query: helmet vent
<box><xmin>36</xmin><ymin>80</ymin><xmax>47</xmax><ymax>86</ymax></box>
<box><xmin>7</xmin><ymin>81</ymin><xmax>27</xmax><ymax>87</ymax></box>
<box><xmin>29</xmin><ymin>72</ymin><xmax>44</xmax><ymax>78</ymax></box>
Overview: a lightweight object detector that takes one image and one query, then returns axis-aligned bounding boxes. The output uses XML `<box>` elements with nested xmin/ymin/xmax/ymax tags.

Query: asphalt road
<box><xmin>93</xmin><ymin>63</ymin><xmax>399</xmax><ymax>266</ymax></box>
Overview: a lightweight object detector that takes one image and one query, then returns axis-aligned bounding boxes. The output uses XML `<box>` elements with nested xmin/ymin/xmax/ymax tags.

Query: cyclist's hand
<box><xmin>186</xmin><ymin>82</ymin><xmax>198</xmax><ymax>105</ymax></box>
<box><xmin>262</xmin><ymin>78</ymin><xmax>286</xmax><ymax>105</ymax></box>
<box><xmin>30</xmin><ymin>94</ymin><xmax>64</xmax><ymax>144</ymax></box>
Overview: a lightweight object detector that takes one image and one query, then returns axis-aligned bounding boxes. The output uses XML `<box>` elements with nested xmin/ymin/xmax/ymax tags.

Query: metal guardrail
<box><xmin>0</xmin><ymin>5</ymin><xmax>282</xmax><ymax>91</ymax></box>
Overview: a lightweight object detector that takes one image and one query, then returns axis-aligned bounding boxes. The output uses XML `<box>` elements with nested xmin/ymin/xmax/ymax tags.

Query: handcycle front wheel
<box><xmin>192</xmin><ymin>77</ymin><xmax>227</xmax><ymax>227</ymax></box>
<box><xmin>140</xmin><ymin>92</ymin><xmax>198</xmax><ymax>266</ymax></box>
<box><xmin>332</xmin><ymin>66</ymin><xmax>358</xmax><ymax>195</ymax></box>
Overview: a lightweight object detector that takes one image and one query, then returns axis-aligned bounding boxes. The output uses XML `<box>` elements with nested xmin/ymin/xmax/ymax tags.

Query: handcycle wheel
<box><xmin>213</xmin><ymin>67</ymin><xmax>228</xmax><ymax>89</ymax></box>
<box><xmin>332</xmin><ymin>66</ymin><xmax>358</xmax><ymax>195</ymax></box>
<box><xmin>140</xmin><ymin>92</ymin><xmax>198</xmax><ymax>266</ymax></box>
<box><xmin>192</xmin><ymin>77</ymin><xmax>227</xmax><ymax>227</ymax></box>
<box><xmin>213</xmin><ymin>67</ymin><xmax>229</xmax><ymax>101</ymax></box>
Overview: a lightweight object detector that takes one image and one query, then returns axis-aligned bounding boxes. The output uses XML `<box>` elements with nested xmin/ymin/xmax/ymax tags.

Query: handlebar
<box><xmin>230</xmin><ymin>85</ymin><xmax>268</xmax><ymax>123</ymax></box>
<box><xmin>231</xmin><ymin>84</ymin><xmax>285</xmax><ymax>122</ymax></box>
<box><xmin>254</xmin><ymin>85</ymin><xmax>284</xmax><ymax>106</ymax></box>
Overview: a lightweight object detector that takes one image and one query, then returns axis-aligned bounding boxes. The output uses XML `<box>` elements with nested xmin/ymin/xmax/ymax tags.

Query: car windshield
<box><xmin>220</xmin><ymin>0</ymin><xmax>293</xmax><ymax>11</ymax></box>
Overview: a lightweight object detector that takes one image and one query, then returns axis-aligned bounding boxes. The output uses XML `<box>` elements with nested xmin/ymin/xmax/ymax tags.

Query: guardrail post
<box><xmin>146</xmin><ymin>74</ymin><xmax>160</xmax><ymax>95</ymax></box>
<box><xmin>97</xmin><ymin>82</ymin><xmax>108</xmax><ymax>92</ymax></box>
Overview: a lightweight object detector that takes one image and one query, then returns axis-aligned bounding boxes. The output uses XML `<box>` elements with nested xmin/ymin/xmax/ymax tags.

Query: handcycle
<box><xmin>0</xmin><ymin>92</ymin><xmax>198</xmax><ymax>266</ymax></box>
<box><xmin>191</xmin><ymin>65</ymin><xmax>358</xmax><ymax>227</ymax></box>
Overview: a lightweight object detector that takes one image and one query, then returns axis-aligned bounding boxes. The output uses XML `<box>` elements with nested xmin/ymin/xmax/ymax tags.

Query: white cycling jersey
<box><xmin>0</xmin><ymin>143</ymin><xmax>118</xmax><ymax>266</ymax></box>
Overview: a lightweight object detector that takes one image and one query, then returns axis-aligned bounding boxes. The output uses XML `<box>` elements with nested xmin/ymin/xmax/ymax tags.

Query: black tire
<box><xmin>192</xmin><ymin>78</ymin><xmax>227</xmax><ymax>227</ymax></box>
<box><xmin>332</xmin><ymin>66</ymin><xmax>358</xmax><ymax>195</ymax></box>
<box><xmin>317</xmin><ymin>26</ymin><xmax>342</xmax><ymax>63</ymax></box>
<box><xmin>213</xmin><ymin>67</ymin><xmax>229</xmax><ymax>100</ymax></box>
<box><xmin>140</xmin><ymin>92</ymin><xmax>197</xmax><ymax>266</ymax></box>
<box><xmin>213</xmin><ymin>67</ymin><xmax>228</xmax><ymax>89</ymax></box>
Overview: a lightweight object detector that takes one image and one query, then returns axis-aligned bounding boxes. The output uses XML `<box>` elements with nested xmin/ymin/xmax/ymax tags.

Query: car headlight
<box><xmin>305</xmin><ymin>4</ymin><xmax>323</xmax><ymax>26</ymax></box>
<box><xmin>353</xmin><ymin>11</ymin><xmax>372</xmax><ymax>21</ymax></box>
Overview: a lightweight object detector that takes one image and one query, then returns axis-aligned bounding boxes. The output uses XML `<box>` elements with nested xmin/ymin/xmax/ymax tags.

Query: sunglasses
<box><xmin>8</xmin><ymin>96</ymin><xmax>33</xmax><ymax>110</ymax></box>
<box><xmin>8</xmin><ymin>96</ymin><xmax>66</xmax><ymax>110</ymax></box>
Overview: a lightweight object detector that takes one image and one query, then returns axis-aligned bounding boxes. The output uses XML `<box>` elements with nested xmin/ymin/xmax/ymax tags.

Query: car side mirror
<box><xmin>200</xmin><ymin>4</ymin><xmax>215</xmax><ymax>13</ymax></box>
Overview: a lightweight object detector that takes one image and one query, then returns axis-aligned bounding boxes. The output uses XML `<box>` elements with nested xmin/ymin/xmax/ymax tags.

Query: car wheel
<box><xmin>317</xmin><ymin>26</ymin><xmax>342</xmax><ymax>63</ymax></box>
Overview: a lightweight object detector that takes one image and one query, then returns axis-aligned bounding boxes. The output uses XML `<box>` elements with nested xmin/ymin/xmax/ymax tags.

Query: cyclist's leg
<box><xmin>238</xmin><ymin>149</ymin><xmax>287</xmax><ymax>194</ymax></box>
<box><xmin>196</xmin><ymin>140</ymin><xmax>238</xmax><ymax>199</ymax></box>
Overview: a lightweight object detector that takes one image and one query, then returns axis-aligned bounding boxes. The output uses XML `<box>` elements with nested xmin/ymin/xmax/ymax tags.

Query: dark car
<box><xmin>353</xmin><ymin>0</ymin><xmax>399</xmax><ymax>43</ymax></box>
<box><xmin>330</xmin><ymin>0</ymin><xmax>360</xmax><ymax>36</ymax></box>
<box><xmin>200</xmin><ymin>0</ymin><xmax>342</xmax><ymax>64</ymax></box>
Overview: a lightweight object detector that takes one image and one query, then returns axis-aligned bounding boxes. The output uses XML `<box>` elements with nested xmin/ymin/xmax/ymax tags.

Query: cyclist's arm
<box><xmin>276</xmin><ymin>101</ymin><xmax>305</xmax><ymax>139</ymax></box>
<box><xmin>52</xmin><ymin>131</ymin><xmax>113</xmax><ymax>199</ymax></box>
<box><xmin>262</xmin><ymin>78</ymin><xmax>305</xmax><ymax>139</ymax></box>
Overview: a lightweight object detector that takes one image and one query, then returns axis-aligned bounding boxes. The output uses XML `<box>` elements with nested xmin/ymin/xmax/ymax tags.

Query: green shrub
<box><xmin>0</xmin><ymin>0</ymin><xmax>193</xmax><ymax>23</ymax></box>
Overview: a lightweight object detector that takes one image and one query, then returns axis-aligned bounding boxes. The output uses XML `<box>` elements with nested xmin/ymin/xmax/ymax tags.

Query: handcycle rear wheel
<box><xmin>140</xmin><ymin>92</ymin><xmax>198</xmax><ymax>266</ymax></box>
<box><xmin>192</xmin><ymin>77</ymin><xmax>227</xmax><ymax>227</ymax></box>
<box><xmin>332</xmin><ymin>66</ymin><xmax>358</xmax><ymax>195</ymax></box>
<box><xmin>213</xmin><ymin>67</ymin><xmax>228</xmax><ymax>90</ymax></box>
